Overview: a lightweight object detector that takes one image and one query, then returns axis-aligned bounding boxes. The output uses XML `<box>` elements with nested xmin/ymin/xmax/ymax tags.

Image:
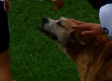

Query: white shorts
<box><xmin>99</xmin><ymin>4</ymin><xmax>112</xmax><ymax>41</ymax></box>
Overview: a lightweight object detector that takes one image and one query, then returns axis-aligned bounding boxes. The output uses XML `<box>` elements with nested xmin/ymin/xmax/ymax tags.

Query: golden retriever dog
<box><xmin>39</xmin><ymin>17</ymin><xmax>112</xmax><ymax>81</ymax></box>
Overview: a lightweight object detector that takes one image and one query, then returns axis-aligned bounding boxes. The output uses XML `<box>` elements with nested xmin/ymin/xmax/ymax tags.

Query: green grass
<box><xmin>9</xmin><ymin>1</ymin><xmax>99</xmax><ymax>81</ymax></box>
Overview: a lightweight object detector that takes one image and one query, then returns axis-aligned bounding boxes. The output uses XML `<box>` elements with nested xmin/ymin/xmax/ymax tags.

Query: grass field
<box><xmin>9</xmin><ymin>0</ymin><xmax>99</xmax><ymax>81</ymax></box>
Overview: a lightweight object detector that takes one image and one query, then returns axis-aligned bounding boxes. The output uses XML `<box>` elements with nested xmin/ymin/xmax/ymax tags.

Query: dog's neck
<box><xmin>57</xmin><ymin>34</ymin><xmax>111</xmax><ymax>63</ymax></box>
<box><xmin>65</xmin><ymin>35</ymin><xmax>111</xmax><ymax>62</ymax></box>
<box><xmin>64</xmin><ymin>35</ymin><xmax>111</xmax><ymax>81</ymax></box>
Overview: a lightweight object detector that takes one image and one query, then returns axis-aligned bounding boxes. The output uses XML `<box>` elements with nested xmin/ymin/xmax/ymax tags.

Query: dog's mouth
<box><xmin>39</xmin><ymin>26</ymin><xmax>58</xmax><ymax>40</ymax></box>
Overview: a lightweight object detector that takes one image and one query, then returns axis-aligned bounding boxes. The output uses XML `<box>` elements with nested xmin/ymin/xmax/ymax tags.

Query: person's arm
<box><xmin>5</xmin><ymin>0</ymin><xmax>10</xmax><ymax>15</ymax></box>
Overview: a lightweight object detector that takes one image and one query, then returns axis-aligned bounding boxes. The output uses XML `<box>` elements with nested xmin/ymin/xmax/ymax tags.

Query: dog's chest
<box><xmin>75</xmin><ymin>54</ymin><xmax>93</xmax><ymax>81</ymax></box>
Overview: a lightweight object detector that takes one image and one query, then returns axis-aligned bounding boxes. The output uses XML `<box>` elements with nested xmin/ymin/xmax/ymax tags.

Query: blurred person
<box><xmin>0</xmin><ymin>0</ymin><xmax>13</xmax><ymax>81</ymax></box>
<box><xmin>71</xmin><ymin>0</ymin><xmax>112</xmax><ymax>40</ymax></box>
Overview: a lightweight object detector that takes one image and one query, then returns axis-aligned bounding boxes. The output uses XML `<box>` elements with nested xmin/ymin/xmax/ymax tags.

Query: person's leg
<box><xmin>0</xmin><ymin>50</ymin><xmax>12</xmax><ymax>81</ymax></box>
<box><xmin>50</xmin><ymin>0</ymin><xmax>64</xmax><ymax>10</ymax></box>
<box><xmin>0</xmin><ymin>1</ymin><xmax>12</xmax><ymax>81</ymax></box>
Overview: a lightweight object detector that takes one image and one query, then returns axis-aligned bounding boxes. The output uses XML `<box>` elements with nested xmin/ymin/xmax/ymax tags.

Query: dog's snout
<box><xmin>42</xmin><ymin>17</ymin><xmax>49</xmax><ymax>24</ymax></box>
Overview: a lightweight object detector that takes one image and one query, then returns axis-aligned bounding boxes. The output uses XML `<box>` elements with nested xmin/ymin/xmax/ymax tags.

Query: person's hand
<box><xmin>70</xmin><ymin>19</ymin><xmax>104</xmax><ymax>35</ymax></box>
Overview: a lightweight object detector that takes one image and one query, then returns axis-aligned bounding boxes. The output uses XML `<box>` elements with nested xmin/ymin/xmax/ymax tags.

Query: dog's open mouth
<box><xmin>39</xmin><ymin>26</ymin><xmax>58</xmax><ymax>40</ymax></box>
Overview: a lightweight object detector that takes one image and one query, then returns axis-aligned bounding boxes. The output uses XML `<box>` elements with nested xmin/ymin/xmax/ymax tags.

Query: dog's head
<box><xmin>39</xmin><ymin>17</ymin><xmax>111</xmax><ymax>61</ymax></box>
<box><xmin>39</xmin><ymin>17</ymin><xmax>89</xmax><ymax>46</ymax></box>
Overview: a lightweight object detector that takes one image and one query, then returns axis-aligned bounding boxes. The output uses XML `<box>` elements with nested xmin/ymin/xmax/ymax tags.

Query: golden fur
<box><xmin>40</xmin><ymin>17</ymin><xmax>112</xmax><ymax>81</ymax></box>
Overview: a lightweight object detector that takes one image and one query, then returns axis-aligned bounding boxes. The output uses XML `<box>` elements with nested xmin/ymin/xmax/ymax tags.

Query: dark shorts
<box><xmin>0</xmin><ymin>1</ymin><xmax>10</xmax><ymax>53</ymax></box>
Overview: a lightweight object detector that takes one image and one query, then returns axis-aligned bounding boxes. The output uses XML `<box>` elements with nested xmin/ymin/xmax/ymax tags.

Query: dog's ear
<box><xmin>67</xmin><ymin>31</ymin><xmax>78</xmax><ymax>43</ymax></box>
<box><xmin>68</xmin><ymin>31</ymin><xmax>85</xmax><ymax>45</ymax></box>
<box><xmin>75</xmin><ymin>32</ymin><xmax>85</xmax><ymax>45</ymax></box>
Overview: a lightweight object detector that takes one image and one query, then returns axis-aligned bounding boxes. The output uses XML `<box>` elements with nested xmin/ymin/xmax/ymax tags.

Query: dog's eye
<box><xmin>57</xmin><ymin>20</ymin><xmax>64</xmax><ymax>27</ymax></box>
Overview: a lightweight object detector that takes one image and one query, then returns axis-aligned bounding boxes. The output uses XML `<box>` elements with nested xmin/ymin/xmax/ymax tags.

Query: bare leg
<box><xmin>50</xmin><ymin>0</ymin><xmax>64</xmax><ymax>10</ymax></box>
<box><xmin>0</xmin><ymin>50</ymin><xmax>12</xmax><ymax>81</ymax></box>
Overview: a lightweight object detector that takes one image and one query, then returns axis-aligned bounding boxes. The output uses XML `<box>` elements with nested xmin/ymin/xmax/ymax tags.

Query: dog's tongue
<box><xmin>40</xmin><ymin>26</ymin><xmax>42</xmax><ymax>28</ymax></box>
<box><xmin>49</xmin><ymin>35</ymin><xmax>54</xmax><ymax>37</ymax></box>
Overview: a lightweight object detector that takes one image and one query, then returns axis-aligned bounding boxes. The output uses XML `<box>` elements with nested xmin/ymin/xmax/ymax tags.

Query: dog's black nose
<box><xmin>42</xmin><ymin>17</ymin><xmax>49</xmax><ymax>24</ymax></box>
